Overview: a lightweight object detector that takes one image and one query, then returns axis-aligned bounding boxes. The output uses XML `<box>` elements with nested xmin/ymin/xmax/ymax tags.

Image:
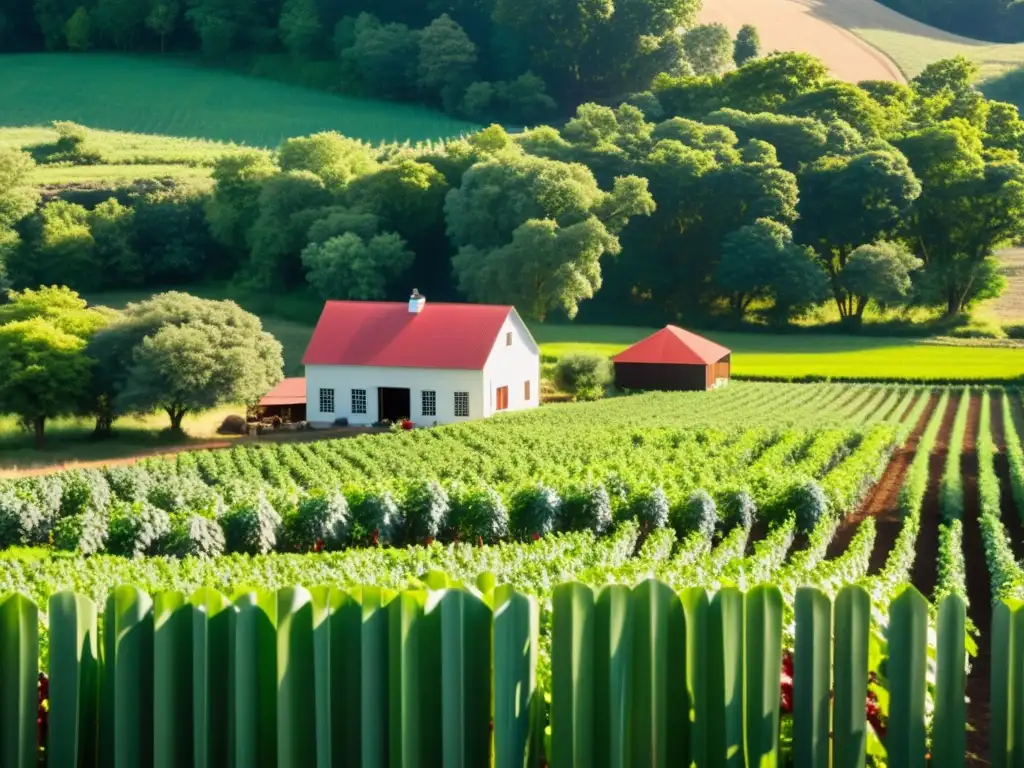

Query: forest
<box><xmin>876</xmin><ymin>0</ymin><xmax>1024</xmax><ymax>44</ymax></box>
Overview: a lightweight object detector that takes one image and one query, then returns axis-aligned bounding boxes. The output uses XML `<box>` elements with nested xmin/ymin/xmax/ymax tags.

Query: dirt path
<box><xmin>908</xmin><ymin>393</ymin><xmax>958</xmax><ymax>599</ymax></box>
<box><xmin>961</xmin><ymin>393</ymin><xmax>990</xmax><ymax>764</ymax></box>
<box><xmin>824</xmin><ymin>392</ymin><xmax>937</xmax><ymax>564</ymax></box>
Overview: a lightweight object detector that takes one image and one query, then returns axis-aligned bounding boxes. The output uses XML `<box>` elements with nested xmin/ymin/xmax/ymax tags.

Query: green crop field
<box><xmin>0</xmin><ymin>53</ymin><xmax>478</xmax><ymax>146</ymax></box>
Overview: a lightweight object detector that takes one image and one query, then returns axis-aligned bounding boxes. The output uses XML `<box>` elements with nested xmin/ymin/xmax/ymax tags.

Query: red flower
<box><xmin>532</xmin><ymin>532</ymin><xmax>540</xmax><ymax>541</ymax></box>
<box><xmin>425</xmin><ymin>536</ymin><xmax>434</xmax><ymax>546</ymax></box>
<box><xmin>313</xmin><ymin>538</ymin><xmax>324</xmax><ymax>553</ymax></box>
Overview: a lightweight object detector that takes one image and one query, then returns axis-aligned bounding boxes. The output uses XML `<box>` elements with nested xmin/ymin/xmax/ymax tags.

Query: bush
<box><xmin>554</xmin><ymin>353</ymin><xmax>613</xmax><ymax>401</ymax></box>
<box><xmin>223</xmin><ymin>494</ymin><xmax>281</xmax><ymax>554</ymax></box>
<box><xmin>107</xmin><ymin>502</ymin><xmax>172</xmax><ymax>558</ymax></box>
<box><xmin>354</xmin><ymin>490</ymin><xmax>404</xmax><ymax>545</ymax></box>
<box><xmin>53</xmin><ymin>512</ymin><xmax>108</xmax><ymax>555</ymax></box>
<box><xmin>165</xmin><ymin>514</ymin><xmax>227</xmax><ymax>558</ymax></box>
<box><xmin>0</xmin><ymin>490</ymin><xmax>44</xmax><ymax>548</ymax></box>
<box><xmin>104</xmin><ymin>466</ymin><xmax>151</xmax><ymax>503</ymax></box>
<box><xmin>60</xmin><ymin>469</ymin><xmax>111</xmax><ymax>517</ymax></box>
<box><xmin>720</xmin><ymin>489</ymin><xmax>757</xmax><ymax>531</ymax></box>
<box><xmin>218</xmin><ymin>414</ymin><xmax>248</xmax><ymax>435</ymax></box>
<box><xmin>630</xmin><ymin>486</ymin><xmax>670</xmax><ymax>530</ymax></box>
<box><xmin>510</xmin><ymin>485</ymin><xmax>562</xmax><ymax>539</ymax></box>
<box><xmin>451</xmin><ymin>486</ymin><xmax>509</xmax><ymax>543</ymax></box>
<box><xmin>674</xmin><ymin>489</ymin><xmax>717</xmax><ymax>539</ymax></box>
<box><xmin>19</xmin><ymin>475</ymin><xmax>63</xmax><ymax>522</ymax></box>
<box><xmin>285</xmin><ymin>491</ymin><xmax>350</xmax><ymax>551</ymax></box>
<box><xmin>792</xmin><ymin>480</ymin><xmax>829</xmax><ymax>534</ymax></box>
<box><xmin>402</xmin><ymin>480</ymin><xmax>449</xmax><ymax>541</ymax></box>
<box><xmin>561</xmin><ymin>484</ymin><xmax>613</xmax><ymax>534</ymax></box>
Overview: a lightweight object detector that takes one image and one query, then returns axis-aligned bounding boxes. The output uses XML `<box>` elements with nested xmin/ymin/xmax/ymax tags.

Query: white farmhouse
<box><xmin>303</xmin><ymin>291</ymin><xmax>541</xmax><ymax>426</ymax></box>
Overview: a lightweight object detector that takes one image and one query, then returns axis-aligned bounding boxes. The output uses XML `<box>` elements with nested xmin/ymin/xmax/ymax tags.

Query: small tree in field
<box><xmin>554</xmin><ymin>353</ymin><xmax>613</xmax><ymax>400</ymax></box>
<box><xmin>65</xmin><ymin>7</ymin><xmax>92</xmax><ymax>51</ymax></box>
<box><xmin>733</xmin><ymin>24</ymin><xmax>760</xmax><ymax>67</ymax></box>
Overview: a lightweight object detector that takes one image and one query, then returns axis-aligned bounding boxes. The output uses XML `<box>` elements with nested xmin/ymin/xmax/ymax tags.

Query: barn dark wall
<box><xmin>614</xmin><ymin>362</ymin><xmax>711</xmax><ymax>391</ymax></box>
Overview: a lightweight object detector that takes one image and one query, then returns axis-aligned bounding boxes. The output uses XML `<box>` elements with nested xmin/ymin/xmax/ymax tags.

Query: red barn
<box><xmin>612</xmin><ymin>326</ymin><xmax>731</xmax><ymax>391</ymax></box>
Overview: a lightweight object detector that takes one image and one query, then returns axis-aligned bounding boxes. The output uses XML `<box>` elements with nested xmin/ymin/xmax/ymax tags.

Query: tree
<box><xmin>0</xmin><ymin>318</ymin><xmax>92</xmax><ymax>448</ymax></box>
<box><xmin>94</xmin><ymin>0</ymin><xmax>146</xmax><ymax>50</ymax></box>
<box><xmin>277</xmin><ymin>132</ymin><xmax>377</xmax><ymax>190</ymax></box>
<box><xmin>703</xmin><ymin>109</ymin><xmax>829</xmax><ymax>171</ymax></box>
<box><xmin>131</xmin><ymin>189</ymin><xmax>220</xmax><ymax>284</ymax></box>
<box><xmin>912</xmin><ymin>55</ymin><xmax>979</xmax><ymax>97</ymax></box>
<box><xmin>278</xmin><ymin>0</ymin><xmax>320</xmax><ymax>58</ymax></box>
<box><xmin>90</xmin><ymin>198</ymin><xmax>139</xmax><ymax>285</ymax></box>
<box><xmin>781</xmin><ymin>82</ymin><xmax>888</xmax><ymax>138</ymax></box>
<box><xmin>681</xmin><ymin>23</ymin><xmax>733</xmax><ymax>76</ymax></box>
<box><xmin>145</xmin><ymin>0</ymin><xmax>178</xmax><ymax>52</ymax></box>
<box><xmin>733</xmin><ymin>24</ymin><xmax>759</xmax><ymax>67</ymax></box>
<box><xmin>64</xmin><ymin>6</ymin><xmax>90</xmax><ymax>50</ymax></box>
<box><xmin>301</xmin><ymin>231</ymin><xmax>413</xmax><ymax>300</ymax></box>
<box><xmin>9</xmin><ymin>200</ymin><xmax>97</xmax><ymax>291</ymax></box>
<box><xmin>417</xmin><ymin>14</ymin><xmax>477</xmax><ymax>107</ymax></box>
<box><xmin>89</xmin><ymin>293</ymin><xmax>283</xmax><ymax>433</ymax></box>
<box><xmin>841</xmin><ymin>241</ymin><xmax>922</xmax><ymax>318</ymax></box>
<box><xmin>34</xmin><ymin>0</ymin><xmax>78</xmax><ymax>49</ymax></box>
<box><xmin>185</xmin><ymin>3</ymin><xmax>237</xmax><ymax>58</ymax></box>
<box><xmin>341</xmin><ymin>14</ymin><xmax>420</xmax><ymax>97</ymax></box>
<box><xmin>0</xmin><ymin>147</ymin><xmax>38</xmax><ymax>232</ymax></box>
<box><xmin>205</xmin><ymin>150</ymin><xmax>278</xmax><ymax>258</ymax></box>
<box><xmin>0</xmin><ymin>286</ymin><xmax>114</xmax><ymax>339</ymax></box>
<box><xmin>345</xmin><ymin>159</ymin><xmax>449</xmax><ymax>244</ymax></box>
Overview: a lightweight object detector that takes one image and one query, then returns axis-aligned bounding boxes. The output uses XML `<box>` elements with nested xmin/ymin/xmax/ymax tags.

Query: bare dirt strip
<box><xmin>824</xmin><ymin>391</ymin><xmax>935</xmax><ymax>564</ymax></box>
<box><xmin>961</xmin><ymin>393</ymin><xmax>990</xmax><ymax>765</ymax></box>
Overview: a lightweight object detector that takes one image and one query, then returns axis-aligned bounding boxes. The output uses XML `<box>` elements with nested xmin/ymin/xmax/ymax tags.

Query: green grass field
<box><xmin>0</xmin><ymin>54</ymin><xmax>478</xmax><ymax>146</ymax></box>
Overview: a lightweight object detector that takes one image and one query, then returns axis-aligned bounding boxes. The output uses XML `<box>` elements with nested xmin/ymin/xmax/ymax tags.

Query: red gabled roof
<box><xmin>259</xmin><ymin>377</ymin><xmax>306</xmax><ymax>406</ymax></box>
<box><xmin>302</xmin><ymin>301</ymin><xmax>514</xmax><ymax>370</ymax></box>
<box><xmin>612</xmin><ymin>326</ymin><xmax>730</xmax><ymax>365</ymax></box>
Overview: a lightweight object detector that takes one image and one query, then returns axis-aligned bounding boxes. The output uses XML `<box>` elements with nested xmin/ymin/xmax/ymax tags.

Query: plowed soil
<box><xmin>824</xmin><ymin>392</ymin><xmax>936</xmax><ymax>565</ymax></box>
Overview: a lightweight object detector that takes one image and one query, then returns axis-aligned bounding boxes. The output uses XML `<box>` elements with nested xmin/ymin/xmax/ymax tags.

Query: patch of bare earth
<box><xmin>824</xmin><ymin>391</ymin><xmax>935</xmax><ymax>565</ymax></box>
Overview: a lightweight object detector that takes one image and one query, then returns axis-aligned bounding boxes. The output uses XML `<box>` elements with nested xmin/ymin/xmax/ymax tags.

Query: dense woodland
<box><xmin>877</xmin><ymin>0</ymin><xmax>1024</xmax><ymax>43</ymax></box>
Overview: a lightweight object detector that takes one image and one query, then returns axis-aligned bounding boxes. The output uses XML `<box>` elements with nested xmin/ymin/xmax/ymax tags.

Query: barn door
<box><xmin>496</xmin><ymin>386</ymin><xmax>509</xmax><ymax>411</ymax></box>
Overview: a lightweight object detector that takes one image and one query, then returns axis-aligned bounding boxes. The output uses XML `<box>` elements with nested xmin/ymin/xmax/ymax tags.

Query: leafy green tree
<box><xmin>10</xmin><ymin>200</ymin><xmax>97</xmax><ymax>291</ymax></box>
<box><xmin>840</xmin><ymin>241</ymin><xmax>922</xmax><ymax>318</ymax></box>
<box><xmin>185</xmin><ymin>3</ymin><xmax>237</xmax><ymax>58</ymax></box>
<box><xmin>131</xmin><ymin>189</ymin><xmax>219</xmax><ymax>284</ymax></box>
<box><xmin>985</xmin><ymin>101</ymin><xmax>1024</xmax><ymax>154</ymax></box>
<box><xmin>417</xmin><ymin>14</ymin><xmax>477</xmax><ymax>108</ymax></box>
<box><xmin>0</xmin><ymin>318</ymin><xmax>92</xmax><ymax>448</ymax></box>
<box><xmin>90</xmin><ymin>198</ymin><xmax>140</xmax><ymax>285</ymax></box>
<box><xmin>554</xmin><ymin>352</ymin><xmax>612</xmax><ymax>401</ymax></box>
<box><xmin>342</xmin><ymin>13</ymin><xmax>420</xmax><ymax>97</ymax></box>
<box><xmin>912</xmin><ymin>55</ymin><xmax>979</xmax><ymax>97</ymax></box>
<box><xmin>277</xmin><ymin>132</ymin><xmax>377</xmax><ymax>190</ymax></box>
<box><xmin>64</xmin><ymin>6</ymin><xmax>91</xmax><ymax>50</ymax></box>
<box><xmin>0</xmin><ymin>286</ymin><xmax>115</xmax><ymax>339</ymax></box>
<box><xmin>278</xmin><ymin>0</ymin><xmax>320</xmax><ymax>58</ymax></box>
<box><xmin>682</xmin><ymin>23</ymin><xmax>733</xmax><ymax>76</ymax></box>
<box><xmin>301</xmin><ymin>231</ymin><xmax>413</xmax><ymax>300</ymax></box>
<box><xmin>145</xmin><ymin>0</ymin><xmax>178</xmax><ymax>52</ymax></box>
<box><xmin>703</xmin><ymin>109</ymin><xmax>829</xmax><ymax>171</ymax></box>
<box><xmin>94</xmin><ymin>0</ymin><xmax>146</xmax><ymax>49</ymax></box>
<box><xmin>0</xmin><ymin>147</ymin><xmax>38</xmax><ymax>231</ymax></box>
<box><xmin>781</xmin><ymin>82</ymin><xmax>888</xmax><ymax>138</ymax></box>
<box><xmin>345</xmin><ymin>158</ymin><xmax>448</xmax><ymax>242</ymax></box>
<box><xmin>733</xmin><ymin>24</ymin><xmax>759</xmax><ymax>67</ymax></box>
<box><xmin>205</xmin><ymin>150</ymin><xmax>278</xmax><ymax>258</ymax></box>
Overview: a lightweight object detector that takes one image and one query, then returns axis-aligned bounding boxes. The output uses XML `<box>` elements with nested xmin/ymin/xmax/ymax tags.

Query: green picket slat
<box><xmin>311</xmin><ymin>587</ymin><xmax>362</xmax><ymax>768</ymax></box>
<box><xmin>710</xmin><ymin>587</ymin><xmax>744</xmax><ymax>768</ymax></box>
<box><xmin>593</xmin><ymin>584</ymin><xmax>633</xmax><ymax>768</ymax></box>
<box><xmin>190</xmin><ymin>588</ymin><xmax>233</xmax><ymax>768</ymax></box>
<box><xmin>309</xmin><ymin>587</ymin><xmax>338</xmax><ymax>768</ymax></box>
<box><xmin>991</xmin><ymin>599</ymin><xmax>1024</xmax><ymax>768</ymax></box>
<box><xmin>552</xmin><ymin>582</ymin><xmax>596</xmax><ymax>768</ymax></box>
<box><xmin>932</xmin><ymin>595</ymin><xmax>966</xmax><ymax>768</ymax></box>
<box><xmin>0</xmin><ymin>594</ymin><xmax>38</xmax><ymax>768</ymax></box>
<box><xmin>494</xmin><ymin>585</ymin><xmax>539</xmax><ymax>768</ymax></box>
<box><xmin>388</xmin><ymin>589</ymin><xmax>437</xmax><ymax>768</ymax></box>
<box><xmin>743</xmin><ymin>584</ymin><xmax>783</xmax><ymax>768</ymax></box>
<box><xmin>794</xmin><ymin>587</ymin><xmax>831</xmax><ymax>768</ymax></box>
<box><xmin>834</xmin><ymin>585</ymin><xmax>870</xmax><ymax>768</ymax></box>
<box><xmin>277</xmin><ymin>587</ymin><xmax>317</xmax><ymax>767</ymax></box>
<box><xmin>153</xmin><ymin>591</ymin><xmax>190</xmax><ymax>768</ymax></box>
<box><xmin>102</xmin><ymin>586</ymin><xmax>154</xmax><ymax>768</ymax></box>
<box><xmin>887</xmin><ymin>588</ymin><xmax>928</xmax><ymax>768</ymax></box>
<box><xmin>48</xmin><ymin>591</ymin><xmax>98</xmax><ymax>768</ymax></box>
<box><xmin>681</xmin><ymin>587</ymin><xmax>709</xmax><ymax>768</ymax></box>
<box><xmin>439</xmin><ymin>589</ymin><xmax>491</xmax><ymax>768</ymax></box>
<box><xmin>233</xmin><ymin>591</ymin><xmax>277</xmax><ymax>768</ymax></box>
<box><xmin>362</xmin><ymin>586</ymin><xmax>394</xmax><ymax>768</ymax></box>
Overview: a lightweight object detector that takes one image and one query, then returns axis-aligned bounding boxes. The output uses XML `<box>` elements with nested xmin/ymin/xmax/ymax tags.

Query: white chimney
<box><xmin>409</xmin><ymin>289</ymin><xmax>426</xmax><ymax>314</ymax></box>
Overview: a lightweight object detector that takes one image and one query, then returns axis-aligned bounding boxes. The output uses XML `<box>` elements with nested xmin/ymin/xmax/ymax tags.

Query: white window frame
<box><xmin>352</xmin><ymin>388</ymin><xmax>367</xmax><ymax>414</ymax></box>
<box><xmin>421</xmin><ymin>390</ymin><xmax>436</xmax><ymax>417</ymax></box>
<box><xmin>319</xmin><ymin>388</ymin><xmax>335</xmax><ymax>414</ymax></box>
<box><xmin>454</xmin><ymin>391</ymin><xmax>469</xmax><ymax>418</ymax></box>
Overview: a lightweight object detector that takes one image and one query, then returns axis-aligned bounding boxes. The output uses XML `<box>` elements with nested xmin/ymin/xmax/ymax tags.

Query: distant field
<box><xmin>699</xmin><ymin>0</ymin><xmax>1024</xmax><ymax>83</ymax></box>
<box><xmin>0</xmin><ymin>54</ymin><xmax>478</xmax><ymax>146</ymax></box>
<box><xmin>979</xmin><ymin>248</ymin><xmax>1024</xmax><ymax>325</ymax></box>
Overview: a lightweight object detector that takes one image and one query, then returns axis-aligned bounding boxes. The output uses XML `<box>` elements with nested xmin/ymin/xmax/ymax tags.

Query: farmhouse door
<box><xmin>496</xmin><ymin>386</ymin><xmax>509</xmax><ymax>411</ymax></box>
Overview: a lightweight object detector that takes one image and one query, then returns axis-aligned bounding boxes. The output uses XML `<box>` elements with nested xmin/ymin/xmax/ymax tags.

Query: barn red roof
<box><xmin>259</xmin><ymin>377</ymin><xmax>306</xmax><ymax>406</ymax></box>
<box><xmin>302</xmin><ymin>301</ymin><xmax>514</xmax><ymax>370</ymax></box>
<box><xmin>612</xmin><ymin>326</ymin><xmax>730</xmax><ymax>365</ymax></box>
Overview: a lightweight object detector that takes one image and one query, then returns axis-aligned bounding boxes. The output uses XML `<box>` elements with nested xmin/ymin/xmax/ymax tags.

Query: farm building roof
<box><xmin>302</xmin><ymin>301</ymin><xmax>515</xmax><ymax>370</ymax></box>
<box><xmin>612</xmin><ymin>326</ymin><xmax>730</xmax><ymax>365</ymax></box>
<box><xmin>258</xmin><ymin>377</ymin><xmax>307</xmax><ymax>406</ymax></box>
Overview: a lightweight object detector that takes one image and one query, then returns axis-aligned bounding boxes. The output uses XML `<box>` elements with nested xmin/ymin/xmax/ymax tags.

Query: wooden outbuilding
<box><xmin>613</xmin><ymin>326</ymin><xmax>731</xmax><ymax>391</ymax></box>
<box><xmin>255</xmin><ymin>377</ymin><xmax>307</xmax><ymax>422</ymax></box>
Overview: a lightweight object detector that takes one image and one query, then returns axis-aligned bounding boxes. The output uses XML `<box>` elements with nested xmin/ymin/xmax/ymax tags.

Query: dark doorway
<box><xmin>378</xmin><ymin>387</ymin><xmax>411</xmax><ymax>422</ymax></box>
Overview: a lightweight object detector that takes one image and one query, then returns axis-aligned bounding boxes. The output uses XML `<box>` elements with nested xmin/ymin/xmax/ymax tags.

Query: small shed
<box><xmin>613</xmin><ymin>326</ymin><xmax>731</xmax><ymax>391</ymax></box>
<box><xmin>256</xmin><ymin>377</ymin><xmax>307</xmax><ymax>422</ymax></box>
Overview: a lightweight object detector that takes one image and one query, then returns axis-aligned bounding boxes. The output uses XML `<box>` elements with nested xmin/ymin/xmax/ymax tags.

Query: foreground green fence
<box><xmin>0</xmin><ymin>580</ymin><xmax>1009</xmax><ymax>767</ymax></box>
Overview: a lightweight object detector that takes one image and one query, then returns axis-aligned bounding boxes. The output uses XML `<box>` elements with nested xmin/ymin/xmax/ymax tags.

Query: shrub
<box><xmin>554</xmin><ymin>353</ymin><xmax>613</xmax><ymax>401</ymax></box>
<box><xmin>792</xmin><ymin>480</ymin><xmax>829</xmax><ymax>534</ymax></box>
<box><xmin>104</xmin><ymin>466</ymin><xmax>151</xmax><ymax>503</ymax></box>
<box><xmin>60</xmin><ymin>470</ymin><xmax>111</xmax><ymax>517</ymax></box>
<box><xmin>674</xmin><ymin>489</ymin><xmax>717</xmax><ymax>539</ymax></box>
<box><xmin>354</xmin><ymin>490</ymin><xmax>404</xmax><ymax>545</ymax></box>
<box><xmin>630</xmin><ymin>486</ymin><xmax>670</xmax><ymax>530</ymax></box>
<box><xmin>510</xmin><ymin>485</ymin><xmax>562</xmax><ymax>539</ymax></box>
<box><xmin>561</xmin><ymin>484</ymin><xmax>613</xmax><ymax>534</ymax></box>
<box><xmin>402</xmin><ymin>480</ymin><xmax>449</xmax><ymax>541</ymax></box>
<box><xmin>223</xmin><ymin>494</ymin><xmax>281</xmax><ymax>554</ymax></box>
<box><xmin>165</xmin><ymin>514</ymin><xmax>227</xmax><ymax>558</ymax></box>
<box><xmin>53</xmin><ymin>512</ymin><xmax>108</xmax><ymax>555</ymax></box>
<box><xmin>285</xmin><ymin>491</ymin><xmax>350</xmax><ymax>551</ymax></box>
<box><xmin>451</xmin><ymin>486</ymin><xmax>509</xmax><ymax>543</ymax></box>
<box><xmin>218</xmin><ymin>414</ymin><xmax>248</xmax><ymax>435</ymax></box>
<box><xmin>0</xmin><ymin>490</ymin><xmax>44</xmax><ymax>548</ymax></box>
<box><xmin>19</xmin><ymin>475</ymin><xmax>63</xmax><ymax>522</ymax></box>
<box><xmin>720</xmin><ymin>489</ymin><xmax>757</xmax><ymax>531</ymax></box>
<box><xmin>107</xmin><ymin>502</ymin><xmax>172</xmax><ymax>558</ymax></box>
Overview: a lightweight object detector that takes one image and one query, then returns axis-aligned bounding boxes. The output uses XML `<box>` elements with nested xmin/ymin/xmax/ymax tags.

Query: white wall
<box><xmin>305</xmin><ymin>364</ymin><xmax>484</xmax><ymax>426</ymax></box>
<box><xmin>482</xmin><ymin>311</ymin><xmax>541</xmax><ymax>417</ymax></box>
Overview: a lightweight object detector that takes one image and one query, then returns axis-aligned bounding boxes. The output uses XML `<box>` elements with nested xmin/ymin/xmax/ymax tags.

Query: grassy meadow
<box><xmin>0</xmin><ymin>54</ymin><xmax>478</xmax><ymax>147</ymax></box>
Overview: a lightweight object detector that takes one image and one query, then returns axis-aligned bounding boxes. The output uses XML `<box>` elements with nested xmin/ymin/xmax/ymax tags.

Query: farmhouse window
<box><xmin>524</xmin><ymin>380</ymin><xmax>531</xmax><ymax>401</ymax></box>
<box><xmin>319</xmin><ymin>388</ymin><xmax>335</xmax><ymax>414</ymax></box>
<box><xmin>506</xmin><ymin>332</ymin><xmax>513</xmax><ymax>346</ymax></box>
<box><xmin>454</xmin><ymin>392</ymin><xmax>469</xmax><ymax>417</ymax></box>
<box><xmin>352</xmin><ymin>389</ymin><xmax>367</xmax><ymax>414</ymax></box>
<box><xmin>422</xmin><ymin>390</ymin><xmax>436</xmax><ymax>417</ymax></box>
<box><xmin>496</xmin><ymin>386</ymin><xmax>509</xmax><ymax>411</ymax></box>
